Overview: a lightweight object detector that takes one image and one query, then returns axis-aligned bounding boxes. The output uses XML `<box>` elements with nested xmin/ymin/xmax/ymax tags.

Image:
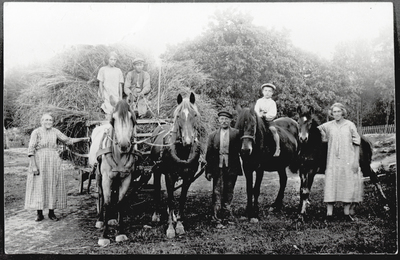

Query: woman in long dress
<box><xmin>318</xmin><ymin>103</ymin><xmax>363</xmax><ymax>221</ymax></box>
<box><xmin>25</xmin><ymin>113</ymin><xmax>89</xmax><ymax>221</ymax></box>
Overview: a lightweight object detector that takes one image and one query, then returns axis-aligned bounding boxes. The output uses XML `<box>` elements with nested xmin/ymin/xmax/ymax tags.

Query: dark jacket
<box><xmin>205</xmin><ymin>127</ymin><xmax>242</xmax><ymax>176</ymax></box>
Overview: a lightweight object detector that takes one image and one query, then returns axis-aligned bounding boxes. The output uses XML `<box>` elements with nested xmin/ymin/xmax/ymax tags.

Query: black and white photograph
<box><xmin>3</xmin><ymin>1</ymin><xmax>397</xmax><ymax>254</ymax></box>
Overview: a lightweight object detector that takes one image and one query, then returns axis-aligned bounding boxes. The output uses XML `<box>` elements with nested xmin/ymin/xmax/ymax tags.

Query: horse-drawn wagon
<box><xmin>63</xmin><ymin>94</ymin><xmax>207</xmax><ymax>245</ymax></box>
<box><xmin>68</xmin><ymin>117</ymin><xmax>169</xmax><ymax>195</ymax></box>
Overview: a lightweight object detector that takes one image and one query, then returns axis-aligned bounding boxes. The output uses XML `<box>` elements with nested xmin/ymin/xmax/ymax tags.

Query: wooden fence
<box><xmin>361</xmin><ymin>124</ymin><xmax>396</xmax><ymax>135</ymax></box>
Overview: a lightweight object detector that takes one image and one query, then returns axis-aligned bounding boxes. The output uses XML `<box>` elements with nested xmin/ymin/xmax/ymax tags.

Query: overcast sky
<box><xmin>3</xmin><ymin>2</ymin><xmax>393</xmax><ymax>70</ymax></box>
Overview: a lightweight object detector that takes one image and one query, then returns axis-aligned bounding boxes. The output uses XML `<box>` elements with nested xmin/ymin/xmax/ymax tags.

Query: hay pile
<box><xmin>146</xmin><ymin>60</ymin><xmax>217</xmax><ymax>153</ymax></box>
<box><xmin>12</xmin><ymin>44</ymin><xmax>218</xmax><ymax>159</ymax></box>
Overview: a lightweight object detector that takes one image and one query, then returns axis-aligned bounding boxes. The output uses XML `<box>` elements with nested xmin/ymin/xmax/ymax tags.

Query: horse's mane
<box><xmin>113</xmin><ymin>100</ymin><xmax>136</xmax><ymax>126</ymax></box>
<box><xmin>235</xmin><ymin>107</ymin><xmax>266</xmax><ymax>134</ymax></box>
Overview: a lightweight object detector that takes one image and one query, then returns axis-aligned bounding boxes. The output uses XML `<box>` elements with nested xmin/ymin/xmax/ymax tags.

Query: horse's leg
<box><xmin>270</xmin><ymin>167</ymin><xmax>287</xmax><ymax>211</ymax></box>
<box><xmin>243</xmin><ymin>167</ymin><xmax>254</xmax><ymax>219</ymax></box>
<box><xmin>95</xmin><ymin>170</ymin><xmax>104</xmax><ymax>229</ymax></box>
<box><xmin>165</xmin><ymin>174</ymin><xmax>176</xmax><ymax>239</ymax></box>
<box><xmin>115</xmin><ymin>174</ymin><xmax>132</xmax><ymax>242</ymax></box>
<box><xmin>176</xmin><ymin>175</ymin><xmax>192</xmax><ymax>236</ymax></box>
<box><xmin>98</xmin><ymin>171</ymin><xmax>112</xmax><ymax>247</ymax></box>
<box><xmin>151</xmin><ymin>170</ymin><xmax>162</xmax><ymax>223</ymax></box>
<box><xmin>299</xmin><ymin>166</ymin><xmax>316</xmax><ymax>218</ymax></box>
<box><xmin>361</xmin><ymin>165</ymin><xmax>389</xmax><ymax>210</ymax></box>
<box><xmin>252</xmin><ymin>168</ymin><xmax>264</xmax><ymax>220</ymax></box>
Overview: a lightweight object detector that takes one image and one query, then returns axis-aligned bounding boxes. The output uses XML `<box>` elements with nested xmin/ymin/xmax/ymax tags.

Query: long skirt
<box><xmin>25</xmin><ymin>148</ymin><xmax>67</xmax><ymax>210</ymax></box>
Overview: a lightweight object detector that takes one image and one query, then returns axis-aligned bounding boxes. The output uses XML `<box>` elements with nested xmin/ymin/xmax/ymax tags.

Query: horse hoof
<box><xmin>95</xmin><ymin>221</ymin><xmax>104</xmax><ymax>229</ymax></box>
<box><xmin>116</xmin><ymin>234</ymin><xmax>128</xmax><ymax>242</ymax></box>
<box><xmin>216</xmin><ymin>223</ymin><xmax>225</xmax><ymax>229</ymax></box>
<box><xmin>166</xmin><ymin>227</ymin><xmax>175</xmax><ymax>239</ymax></box>
<box><xmin>176</xmin><ymin>222</ymin><xmax>185</xmax><ymax>235</ymax></box>
<box><xmin>250</xmin><ymin>218</ymin><xmax>259</xmax><ymax>224</ymax></box>
<box><xmin>98</xmin><ymin>238</ymin><xmax>110</xmax><ymax>247</ymax></box>
<box><xmin>108</xmin><ymin>219</ymin><xmax>118</xmax><ymax>226</ymax></box>
<box><xmin>152</xmin><ymin>213</ymin><xmax>161</xmax><ymax>222</ymax></box>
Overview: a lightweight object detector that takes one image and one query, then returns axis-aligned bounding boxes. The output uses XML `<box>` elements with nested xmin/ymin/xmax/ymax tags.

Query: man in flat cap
<box><xmin>205</xmin><ymin>110</ymin><xmax>242</xmax><ymax>227</ymax></box>
<box><xmin>124</xmin><ymin>57</ymin><xmax>151</xmax><ymax>117</ymax></box>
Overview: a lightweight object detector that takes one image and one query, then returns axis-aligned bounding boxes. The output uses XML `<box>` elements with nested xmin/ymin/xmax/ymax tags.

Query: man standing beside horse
<box><xmin>205</xmin><ymin>110</ymin><xmax>242</xmax><ymax>227</ymax></box>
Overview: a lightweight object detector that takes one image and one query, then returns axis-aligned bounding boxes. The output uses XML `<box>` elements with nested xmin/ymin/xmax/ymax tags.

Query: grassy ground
<box><xmin>4</xmin><ymin>162</ymin><xmax>397</xmax><ymax>254</ymax></box>
<box><xmin>3</xmin><ymin>133</ymin><xmax>397</xmax><ymax>254</ymax></box>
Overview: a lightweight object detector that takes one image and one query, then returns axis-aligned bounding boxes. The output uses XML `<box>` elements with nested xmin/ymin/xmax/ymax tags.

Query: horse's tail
<box><xmin>361</xmin><ymin>135</ymin><xmax>373</xmax><ymax>164</ymax></box>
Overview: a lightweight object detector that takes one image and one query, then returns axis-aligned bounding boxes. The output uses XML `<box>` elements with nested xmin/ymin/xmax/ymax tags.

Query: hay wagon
<box><xmin>67</xmin><ymin>118</ymin><xmax>170</xmax><ymax>194</ymax></box>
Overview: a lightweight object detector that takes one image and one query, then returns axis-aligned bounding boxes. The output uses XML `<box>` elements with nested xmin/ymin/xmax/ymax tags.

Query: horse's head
<box><xmin>173</xmin><ymin>92</ymin><xmax>199</xmax><ymax>147</ymax></box>
<box><xmin>110</xmin><ymin>99</ymin><xmax>137</xmax><ymax>153</ymax></box>
<box><xmin>297</xmin><ymin>106</ymin><xmax>315</xmax><ymax>144</ymax></box>
<box><xmin>235</xmin><ymin>105</ymin><xmax>257</xmax><ymax>156</ymax></box>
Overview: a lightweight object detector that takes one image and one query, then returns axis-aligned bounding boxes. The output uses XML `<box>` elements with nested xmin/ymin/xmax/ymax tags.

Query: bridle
<box><xmin>240</xmin><ymin>118</ymin><xmax>257</xmax><ymax>142</ymax></box>
<box><xmin>170</xmin><ymin>119</ymin><xmax>198</xmax><ymax>146</ymax></box>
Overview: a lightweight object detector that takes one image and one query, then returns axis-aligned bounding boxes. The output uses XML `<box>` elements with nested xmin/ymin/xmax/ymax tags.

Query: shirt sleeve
<box><xmin>139</xmin><ymin>71</ymin><xmax>151</xmax><ymax>95</ymax></box>
<box><xmin>118</xmin><ymin>68</ymin><xmax>124</xmax><ymax>83</ymax></box>
<box><xmin>318</xmin><ymin>123</ymin><xmax>328</xmax><ymax>142</ymax></box>
<box><xmin>350</xmin><ymin>121</ymin><xmax>361</xmax><ymax>145</ymax></box>
<box><xmin>254</xmin><ymin>99</ymin><xmax>262</xmax><ymax>117</ymax></box>
<box><xmin>55</xmin><ymin>128</ymin><xmax>72</xmax><ymax>145</ymax></box>
<box><xmin>27</xmin><ymin>129</ymin><xmax>39</xmax><ymax>156</ymax></box>
<box><xmin>264</xmin><ymin>100</ymin><xmax>277</xmax><ymax>121</ymax></box>
<box><xmin>97</xmin><ymin>67</ymin><xmax>105</xmax><ymax>82</ymax></box>
<box><xmin>124</xmin><ymin>71</ymin><xmax>132</xmax><ymax>95</ymax></box>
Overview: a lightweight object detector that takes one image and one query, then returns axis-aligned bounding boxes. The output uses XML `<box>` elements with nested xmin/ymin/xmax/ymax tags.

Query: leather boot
<box><xmin>35</xmin><ymin>210</ymin><xmax>44</xmax><ymax>221</ymax></box>
<box><xmin>48</xmin><ymin>209</ymin><xmax>59</xmax><ymax>221</ymax></box>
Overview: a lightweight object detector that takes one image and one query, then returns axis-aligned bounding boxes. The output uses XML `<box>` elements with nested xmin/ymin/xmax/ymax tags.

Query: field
<box><xmin>3</xmin><ymin>134</ymin><xmax>397</xmax><ymax>255</ymax></box>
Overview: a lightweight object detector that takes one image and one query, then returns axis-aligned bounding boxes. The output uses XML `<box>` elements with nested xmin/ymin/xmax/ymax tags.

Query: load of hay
<box><xmin>12</xmin><ymin>43</ymin><xmax>218</xmax><ymax>163</ymax></box>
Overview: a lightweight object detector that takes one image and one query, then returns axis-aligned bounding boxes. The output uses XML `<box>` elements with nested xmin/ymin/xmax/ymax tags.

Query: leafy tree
<box><xmin>165</xmin><ymin>8</ymin><xmax>355</xmax><ymax>123</ymax></box>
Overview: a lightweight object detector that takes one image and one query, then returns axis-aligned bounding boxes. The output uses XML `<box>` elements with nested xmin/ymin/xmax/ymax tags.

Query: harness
<box><xmin>95</xmin><ymin>126</ymin><xmax>140</xmax><ymax>177</ymax></box>
<box><xmin>240</xmin><ymin>119</ymin><xmax>257</xmax><ymax>142</ymax></box>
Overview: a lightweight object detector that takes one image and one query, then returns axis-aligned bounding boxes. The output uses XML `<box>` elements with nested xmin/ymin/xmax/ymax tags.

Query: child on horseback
<box><xmin>254</xmin><ymin>83</ymin><xmax>280</xmax><ymax>157</ymax></box>
<box><xmin>97</xmin><ymin>51</ymin><xmax>124</xmax><ymax>119</ymax></box>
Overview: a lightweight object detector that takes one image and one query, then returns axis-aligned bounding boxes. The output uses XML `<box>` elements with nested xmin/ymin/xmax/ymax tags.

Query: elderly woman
<box><xmin>25</xmin><ymin>113</ymin><xmax>89</xmax><ymax>221</ymax></box>
<box><xmin>318</xmin><ymin>103</ymin><xmax>363</xmax><ymax>221</ymax></box>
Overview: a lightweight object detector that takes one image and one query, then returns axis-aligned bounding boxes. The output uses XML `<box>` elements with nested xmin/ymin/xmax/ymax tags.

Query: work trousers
<box><xmin>212</xmin><ymin>165</ymin><xmax>238</xmax><ymax>220</ymax></box>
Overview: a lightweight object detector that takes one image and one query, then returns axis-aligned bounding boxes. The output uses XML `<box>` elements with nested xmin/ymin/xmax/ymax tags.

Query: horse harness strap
<box><xmin>96</xmin><ymin>126</ymin><xmax>138</xmax><ymax>176</ymax></box>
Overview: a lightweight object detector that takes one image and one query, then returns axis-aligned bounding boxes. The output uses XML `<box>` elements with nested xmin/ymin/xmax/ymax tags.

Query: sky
<box><xmin>3</xmin><ymin>2</ymin><xmax>394</xmax><ymax>70</ymax></box>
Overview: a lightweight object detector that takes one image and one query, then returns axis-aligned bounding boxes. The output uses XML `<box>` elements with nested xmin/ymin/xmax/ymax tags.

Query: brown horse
<box><xmin>235</xmin><ymin>105</ymin><xmax>299</xmax><ymax>222</ymax></box>
<box><xmin>297</xmin><ymin>106</ymin><xmax>389</xmax><ymax>219</ymax></box>
<box><xmin>89</xmin><ymin>99</ymin><xmax>138</xmax><ymax>246</ymax></box>
<box><xmin>150</xmin><ymin>93</ymin><xmax>201</xmax><ymax>238</ymax></box>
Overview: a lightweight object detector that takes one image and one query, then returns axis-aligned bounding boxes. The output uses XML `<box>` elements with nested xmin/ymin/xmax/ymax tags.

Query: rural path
<box><xmin>3</xmin><ymin>145</ymin><xmax>395</xmax><ymax>254</ymax></box>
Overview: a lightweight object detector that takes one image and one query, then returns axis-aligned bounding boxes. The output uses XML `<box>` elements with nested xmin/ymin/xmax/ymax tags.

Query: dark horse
<box><xmin>235</xmin><ymin>106</ymin><xmax>299</xmax><ymax>222</ymax></box>
<box><xmin>89</xmin><ymin>99</ymin><xmax>138</xmax><ymax>246</ymax></box>
<box><xmin>150</xmin><ymin>93</ymin><xmax>201</xmax><ymax>238</ymax></box>
<box><xmin>297</xmin><ymin>106</ymin><xmax>389</xmax><ymax>217</ymax></box>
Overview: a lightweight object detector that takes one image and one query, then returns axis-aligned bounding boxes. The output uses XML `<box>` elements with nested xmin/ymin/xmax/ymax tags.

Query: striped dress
<box><xmin>318</xmin><ymin>120</ymin><xmax>363</xmax><ymax>203</ymax></box>
<box><xmin>25</xmin><ymin>127</ymin><xmax>71</xmax><ymax>210</ymax></box>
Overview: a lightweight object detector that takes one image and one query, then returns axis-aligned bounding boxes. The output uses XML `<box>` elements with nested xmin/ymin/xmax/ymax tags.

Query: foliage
<box><xmin>164</xmin><ymin>8</ymin><xmax>394</xmax><ymax>126</ymax></box>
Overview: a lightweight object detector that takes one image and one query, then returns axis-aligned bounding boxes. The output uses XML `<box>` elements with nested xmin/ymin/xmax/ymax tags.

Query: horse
<box><xmin>88</xmin><ymin>99</ymin><xmax>138</xmax><ymax>247</ymax></box>
<box><xmin>150</xmin><ymin>93</ymin><xmax>201</xmax><ymax>238</ymax></box>
<box><xmin>235</xmin><ymin>105</ymin><xmax>299</xmax><ymax>222</ymax></box>
<box><xmin>296</xmin><ymin>106</ymin><xmax>389</xmax><ymax>218</ymax></box>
